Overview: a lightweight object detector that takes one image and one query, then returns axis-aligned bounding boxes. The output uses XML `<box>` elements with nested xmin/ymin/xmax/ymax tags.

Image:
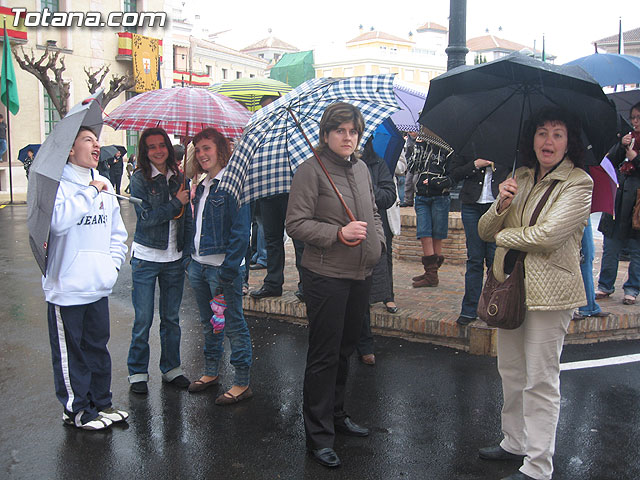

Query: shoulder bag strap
<box><xmin>529</xmin><ymin>180</ymin><xmax>559</xmax><ymax>227</ymax></box>
<box><xmin>515</xmin><ymin>180</ymin><xmax>559</xmax><ymax>264</ymax></box>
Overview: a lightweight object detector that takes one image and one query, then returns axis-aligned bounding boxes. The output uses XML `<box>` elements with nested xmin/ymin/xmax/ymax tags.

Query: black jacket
<box><xmin>362</xmin><ymin>150</ymin><xmax>396</xmax><ymax>303</ymax></box>
<box><xmin>449</xmin><ymin>156</ymin><xmax>509</xmax><ymax>204</ymax></box>
<box><xmin>598</xmin><ymin>141</ymin><xmax>640</xmax><ymax>240</ymax></box>
<box><xmin>409</xmin><ymin>140</ymin><xmax>454</xmax><ymax>197</ymax></box>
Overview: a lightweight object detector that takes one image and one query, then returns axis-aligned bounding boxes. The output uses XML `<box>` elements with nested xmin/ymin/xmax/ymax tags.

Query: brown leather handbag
<box><xmin>477</xmin><ymin>181</ymin><xmax>559</xmax><ymax>329</ymax></box>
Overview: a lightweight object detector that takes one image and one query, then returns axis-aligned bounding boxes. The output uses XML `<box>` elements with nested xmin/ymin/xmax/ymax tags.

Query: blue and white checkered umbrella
<box><xmin>219</xmin><ymin>74</ymin><xmax>400</xmax><ymax>205</ymax></box>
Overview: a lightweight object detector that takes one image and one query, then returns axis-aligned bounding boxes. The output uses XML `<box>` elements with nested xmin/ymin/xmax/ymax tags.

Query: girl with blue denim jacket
<box><xmin>127</xmin><ymin>128</ymin><xmax>192</xmax><ymax>394</ymax></box>
<box><xmin>185</xmin><ymin>128</ymin><xmax>253</xmax><ymax>404</ymax></box>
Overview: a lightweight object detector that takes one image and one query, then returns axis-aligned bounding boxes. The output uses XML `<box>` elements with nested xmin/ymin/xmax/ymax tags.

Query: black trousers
<box><xmin>110</xmin><ymin>172</ymin><xmax>122</xmax><ymax>195</ymax></box>
<box><xmin>259</xmin><ymin>193</ymin><xmax>304</xmax><ymax>293</ymax></box>
<box><xmin>301</xmin><ymin>267</ymin><xmax>372</xmax><ymax>449</ymax></box>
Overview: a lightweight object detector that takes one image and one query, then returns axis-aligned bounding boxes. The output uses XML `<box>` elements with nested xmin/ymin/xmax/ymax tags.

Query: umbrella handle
<box><xmin>287</xmin><ymin>108</ymin><xmax>363</xmax><ymax>248</ymax></box>
<box><xmin>172</xmin><ymin>171</ymin><xmax>188</xmax><ymax>220</ymax></box>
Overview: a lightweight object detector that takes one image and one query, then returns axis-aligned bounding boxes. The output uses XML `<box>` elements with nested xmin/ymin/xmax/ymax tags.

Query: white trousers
<box><xmin>497</xmin><ymin>309</ymin><xmax>571</xmax><ymax>480</ymax></box>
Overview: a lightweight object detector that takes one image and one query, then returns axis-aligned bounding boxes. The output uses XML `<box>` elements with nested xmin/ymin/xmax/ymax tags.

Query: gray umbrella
<box><xmin>27</xmin><ymin>90</ymin><xmax>139</xmax><ymax>275</ymax></box>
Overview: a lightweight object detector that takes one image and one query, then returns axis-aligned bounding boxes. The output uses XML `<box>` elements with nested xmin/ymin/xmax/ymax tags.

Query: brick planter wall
<box><xmin>393</xmin><ymin>209</ymin><xmax>467</xmax><ymax>265</ymax></box>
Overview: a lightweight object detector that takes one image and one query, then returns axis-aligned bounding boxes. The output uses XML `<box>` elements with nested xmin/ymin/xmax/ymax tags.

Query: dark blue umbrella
<box><xmin>371</xmin><ymin>117</ymin><xmax>404</xmax><ymax>175</ymax></box>
<box><xmin>564</xmin><ymin>53</ymin><xmax>640</xmax><ymax>87</ymax></box>
<box><xmin>18</xmin><ymin>144</ymin><xmax>40</xmax><ymax>164</ymax></box>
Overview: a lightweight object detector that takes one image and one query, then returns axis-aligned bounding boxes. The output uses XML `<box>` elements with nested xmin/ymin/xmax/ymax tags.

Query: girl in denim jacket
<box><xmin>185</xmin><ymin>128</ymin><xmax>253</xmax><ymax>404</ymax></box>
<box><xmin>127</xmin><ymin>128</ymin><xmax>192</xmax><ymax>394</ymax></box>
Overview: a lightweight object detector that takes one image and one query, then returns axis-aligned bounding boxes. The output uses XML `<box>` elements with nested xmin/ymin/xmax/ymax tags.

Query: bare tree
<box><xmin>14</xmin><ymin>48</ymin><xmax>135</xmax><ymax>117</ymax></box>
<box><xmin>85</xmin><ymin>64</ymin><xmax>135</xmax><ymax>109</ymax></box>
<box><xmin>14</xmin><ymin>46</ymin><xmax>70</xmax><ymax>116</ymax></box>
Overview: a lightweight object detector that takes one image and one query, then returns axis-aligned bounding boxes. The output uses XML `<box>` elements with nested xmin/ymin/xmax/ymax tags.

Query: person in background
<box><xmin>108</xmin><ymin>150</ymin><xmax>124</xmax><ymax>195</ymax></box>
<box><xmin>185</xmin><ymin>128</ymin><xmax>253</xmax><ymax>404</ymax></box>
<box><xmin>450</xmin><ymin>155</ymin><xmax>509</xmax><ymax>325</ymax></box>
<box><xmin>97</xmin><ymin>152</ymin><xmax>110</xmax><ymax>181</ymax></box>
<box><xmin>595</xmin><ymin>102</ymin><xmax>640</xmax><ymax>305</ymax></box>
<box><xmin>572</xmin><ymin>216</ymin><xmax>609</xmax><ymax>319</ymax></box>
<box><xmin>395</xmin><ymin>138</ymin><xmax>407</xmax><ymax>203</ymax></box>
<box><xmin>477</xmin><ymin>106</ymin><xmax>592</xmax><ymax>480</ymax></box>
<box><xmin>174</xmin><ymin>144</ymin><xmax>185</xmax><ymax>172</ymax></box>
<box><xmin>124</xmin><ymin>154</ymin><xmax>136</xmax><ymax>195</ymax></box>
<box><xmin>410</xmin><ymin>133</ymin><xmax>454</xmax><ymax>288</ymax></box>
<box><xmin>127</xmin><ymin>128</ymin><xmax>192</xmax><ymax>394</ymax></box>
<box><xmin>400</xmin><ymin>131</ymin><xmax>418</xmax><ymax>207</ymax></box>
<box><xmin>43</xmin><ymin>126</ymin><xmax>129</xmax><ymax>430</ymax></box>
<box><xmin>23</xmin><ymin>148</ymin><xmax>35</xmax><ymax>179</ymax></box>
<box><xmin>356</xmin><ymin>138</ymin><xmax>397</xmax><ymax>365</ymax></box>
<box><xmin>250</xmin><ymin>95</ymin><xmax>305</xmax><ymax>301</ymax></box>
<box><xmin>286</xmin><ymin>102</ymin><xmax>385</xmax><ymax>468</ymax></box>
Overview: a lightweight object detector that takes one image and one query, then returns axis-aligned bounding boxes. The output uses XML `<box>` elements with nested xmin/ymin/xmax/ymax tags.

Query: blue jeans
<box><xmin>415</xmin><ymin>195</ymin><xmax>451</xmax><ymax>239</ymax></box>
<box><xmin>186</xmin><ymin>260</ymin><xmax>252</xmax><ymax>386</ymax></box>
<box><xmin>578</xmin><ymin>218</ymin><xmax>602</xmax><ymax>315</ymax></box>
<box><xmin>0</xmin><ymin>139</ymin><xmax>6</xmax><ymax>157</ymax></box>
<box><xmin>396</xmin><ymin>175</ymin><xmax>406</xmax><ymax>203</ymax></box>
<box><xmin>460</xmin><ymin>203</ymin><xmax>496</xmax><ymax>318</ymax></box>
<box><xmin>597</xmin><ymin>235</ymin><xmax>640</xmax><ymax>298</ymax></box>
<box><xmin>128</xmin><ymin>257</ymin><xmax>185</xmax><ymax>383</ymax></box>
<box><xmin>251</xmin><ymin>221</ymin><xmax>267</xmax><ymax>267</ymax></box>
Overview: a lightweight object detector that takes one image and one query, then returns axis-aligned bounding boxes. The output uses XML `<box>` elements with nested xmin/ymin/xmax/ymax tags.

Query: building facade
<box><xmin>314</xmin><ymin>23</ymin><xmax>448</xmax><ymax>89</ymax></box>
<box><xmin>0</xmin><ymin>0</ymin><xmax>166</xmax><ymax>194</ymax></box>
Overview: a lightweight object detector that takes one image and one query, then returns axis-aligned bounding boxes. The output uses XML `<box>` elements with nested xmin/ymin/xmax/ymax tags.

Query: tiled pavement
<box><xmin>244</xmin><ymin>209</ymin><xmax>640</xmax><ymax>355</ymax></box>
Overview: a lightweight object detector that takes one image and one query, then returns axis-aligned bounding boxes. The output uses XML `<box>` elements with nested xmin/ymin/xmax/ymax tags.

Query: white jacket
<box><xmin>42</xmin><ymin>163</ymin><xmax>128</xmax><ymax>306</ymax></box>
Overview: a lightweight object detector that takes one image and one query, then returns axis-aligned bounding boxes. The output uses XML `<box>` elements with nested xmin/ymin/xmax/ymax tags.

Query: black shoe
<box><xmin>294</xmin><ymin>290</ymin><xmax>305</xmax><ymax>302</ymax></box>
<box><xmin>308</xmin><ymin>448</ymin><xmax>341</xmax><ymax>468</ymax></box>
<box><xmin>163</xmin><ymin>375</ymin><xmax>190</xmax><ymax>389</ymax></box>
<box><xmin>478</xmin><ymin>445</ymin><xmax>525</xmax><ymax>461</ymax></box>
<box><xmin>399</xmin><ymin>202</ymin><xmax>413</xmax><ymax>207</ymax></box>
<box><xmin>249</xmin><ymin>263</ymin><xmax>266</xmax><ymax>270</ymax></box>
<box><xmin>335</xmin><ymin>417</ymin><xmax>369</xmax><ymax>437</ymax></box>
<box><xmin>250</xmin><ymin>286</ymin><xmax>282</xmax><ymax>299</ymax></box>
<box><xmin>501</xmin><ymin>472</ymin><xmax>535</xmax><ymax>480</ymax></box>
<box><xmin>456</xmin><ymin>315</ymin><xmax>475</xmax><ymax>326</ymax></box>
<box><xmin>130</xmin><ymin>381</ymin><xmax>148</xmax><ymax>394</ymax></box>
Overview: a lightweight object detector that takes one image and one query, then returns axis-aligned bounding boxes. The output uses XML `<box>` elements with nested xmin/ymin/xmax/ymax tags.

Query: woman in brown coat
<box><xmin>286</xmin><ymin>102</ymin><xmax>385</xmax><ymax>469</ymax></box>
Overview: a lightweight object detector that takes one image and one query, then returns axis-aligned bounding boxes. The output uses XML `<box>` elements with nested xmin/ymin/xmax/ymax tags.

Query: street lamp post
<box><xmin>446</xmin><ymin>0</ymin><xmax>469</xmax><ymax>71</ymax></box>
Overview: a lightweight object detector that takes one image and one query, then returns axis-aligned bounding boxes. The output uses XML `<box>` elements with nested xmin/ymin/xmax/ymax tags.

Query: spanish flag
<box><xmin>132</xmin><ymin>33</ymin><xmax>160</xmax><ymax>92</ymax></box>
<box><xmin>0</xmin><ymin>7</ymin><xmax>27</xmax><ymax>41</ymax></box>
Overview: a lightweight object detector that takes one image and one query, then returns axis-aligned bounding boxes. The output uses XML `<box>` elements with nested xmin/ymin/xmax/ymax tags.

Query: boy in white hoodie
<box><xmin>44</xmin><ymin>127</ymin><xmax>129</xmax><ymax>430</ymax></box>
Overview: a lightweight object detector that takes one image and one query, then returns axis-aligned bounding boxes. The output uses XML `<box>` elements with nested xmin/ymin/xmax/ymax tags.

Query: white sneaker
<box><xmin>99</xmin><ymin>407</ymin><xmax>129</xmax><ymax>423</ymax></box>
<box><xmin>63</xmin><ymin>411</ymin><xmax>112</xmax><ymax>430</ymax></box>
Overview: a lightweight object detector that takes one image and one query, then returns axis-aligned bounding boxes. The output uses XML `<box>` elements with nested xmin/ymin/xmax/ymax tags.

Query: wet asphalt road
<box><xmin>1</xmin><ymin>202</ymin><xmax>640</xmax><ymax>480</ymax></box>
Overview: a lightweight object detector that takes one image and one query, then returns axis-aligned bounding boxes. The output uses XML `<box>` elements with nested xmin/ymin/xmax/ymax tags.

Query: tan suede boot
<box><xmin>412</xmin><ymin>255</ymin><xmax>439</xmax><ymax>288</ymax></box>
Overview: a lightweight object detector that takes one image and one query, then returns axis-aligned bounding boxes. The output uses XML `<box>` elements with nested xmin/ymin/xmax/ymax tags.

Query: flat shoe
<box><xmin>215</xmin><ymin>387</ymin><xmax>253</xmax><ymax>405</ymax></box>
<box><xmin>188</xmin><ymin>377</ymin><xmax>219</xmax><ymax>393</ymax></box>
<box><xmin>595</xmin><ymin>291</ymin><xmax>611</xmax><ymax>300</ymax></box>
<box><xmin>308</xmin><ymin>447</ymin><xmax>341</xmax><ymax>468</ymax></box>
<box><xmin>385</xmin><ymin>303</ymin><xmax>398</xmax><ymax>314</ymax></box>
<box><xmin>360</xmin><ymin>354</ymin><xmax>375</xmax><ymax>365</ymax></box>
<box><xmin>623</xmin><ymin>295</ymin><xmax>636</xmax><ymax>305</ymax></box>
<box><xmin>478</xmin><ymin>445</ymin><xmax>525</xmax><ymax>461</ymax></box>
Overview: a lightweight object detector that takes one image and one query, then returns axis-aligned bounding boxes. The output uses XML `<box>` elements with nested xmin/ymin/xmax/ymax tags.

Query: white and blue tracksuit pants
<box><xmin>47</xmin><ymin>297</ymin><xmax>112</xmax><ymax>424</ymax></box>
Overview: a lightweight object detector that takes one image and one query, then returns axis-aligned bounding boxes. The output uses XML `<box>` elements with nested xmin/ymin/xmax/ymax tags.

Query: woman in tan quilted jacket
<box><xmin>477</xmin><ymin>106</ymin><xmax>593</xmax><ymax>480</ymax></box>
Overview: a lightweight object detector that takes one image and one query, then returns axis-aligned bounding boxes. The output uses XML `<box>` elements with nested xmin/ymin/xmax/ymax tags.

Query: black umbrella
<box><xmin>419</xmin><ymin>53</ymin><xmax>618</xmax><ymax>173</ymax></box>
<box><xmin>607</xmin><ymin>90</ymin><xmax>640</xmax><ymax>127</ymax></box>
